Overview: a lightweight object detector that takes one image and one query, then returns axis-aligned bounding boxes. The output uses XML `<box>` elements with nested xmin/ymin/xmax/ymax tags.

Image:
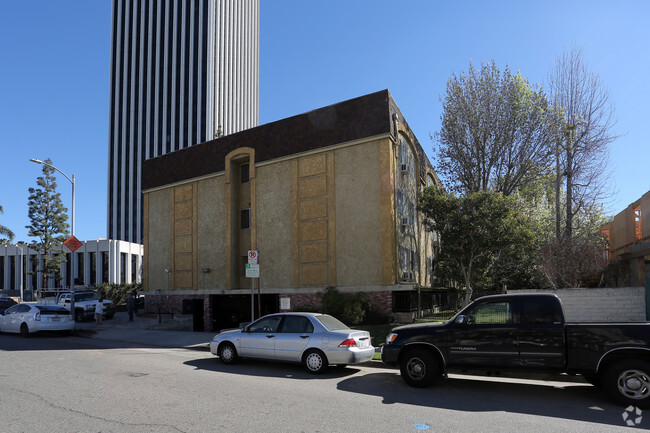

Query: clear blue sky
<box><xmin>1</xmin><ymin>1</ymin><xmax>648</xmax><ymax>243</ymax></box>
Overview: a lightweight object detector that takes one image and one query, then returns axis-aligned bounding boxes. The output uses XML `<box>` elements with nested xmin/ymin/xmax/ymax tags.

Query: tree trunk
<box><xmin>555</xmin><ymin>140</ymin><xmax>562</xmax><ymax>240</ymax></box>
<box><xmin>565</xmin><ymin>139</ymin><xmax>573</xmax><ymax>240</ymax></box>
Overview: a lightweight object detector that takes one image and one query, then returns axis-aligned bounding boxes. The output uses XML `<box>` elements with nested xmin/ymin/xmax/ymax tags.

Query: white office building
<box><xmin>0</xmin><ymin>240</ymin><xmax>143</xmax><ymax>300</ymax></box>
<box><xmin>107</xmin><ymin>0</ymin><xmax>260</xmax><ymax>244</ymax></box>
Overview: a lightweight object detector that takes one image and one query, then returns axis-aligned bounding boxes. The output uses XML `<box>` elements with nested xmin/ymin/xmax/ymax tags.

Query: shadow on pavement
<box><xmin>184</xmin><ymin>356</ymin><xmax>361</xmax><ymax>381</ymax></box>
<box><xmin>336</xmin><ymin>372</ymin><xmax>647</xmax><ymax>428</ymax></box>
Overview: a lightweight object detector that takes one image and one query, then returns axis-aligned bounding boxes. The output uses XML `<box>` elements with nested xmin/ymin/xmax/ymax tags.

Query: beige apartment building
<box><xmin>141</xmin><ymin>90</ymin><xmax>441</xmax><ymax>331</ymax></box>
<box><xmin>603</xmin><ymin>190</ymin><xmax>650</xmax><ymax>288</ymax></box>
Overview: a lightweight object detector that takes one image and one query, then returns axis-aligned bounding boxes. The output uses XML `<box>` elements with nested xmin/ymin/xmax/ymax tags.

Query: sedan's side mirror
<box><xmin>455</xmin><ymin>315</ymin><xmax>468</xmax><ymax>325</ymax></box>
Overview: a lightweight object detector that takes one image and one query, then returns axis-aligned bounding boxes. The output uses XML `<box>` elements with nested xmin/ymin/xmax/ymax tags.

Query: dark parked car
<box><xmin>0</xmin><ymin>298</ymin><xmax>18</xmax><ymax>315</ymax></box>
<box><xmin>382</xmin><ymin>293</ymin><xmax>650</xmax><ymax>408</ymax></box>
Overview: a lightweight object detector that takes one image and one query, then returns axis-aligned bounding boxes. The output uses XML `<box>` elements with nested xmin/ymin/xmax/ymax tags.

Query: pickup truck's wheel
<box><xmin>74</xmin><ymin>309</ymin><xmax>85</xmax><ymax>323</ymax></box>
<box><xmin>400</xmin><ymin>348</ymin><xmax>440</xmax><ymax>387</ymax></box>
<box><xmin>604</xmin><ymin>360</ymin><xmax>650</xmax><ymax>408</ymax></box>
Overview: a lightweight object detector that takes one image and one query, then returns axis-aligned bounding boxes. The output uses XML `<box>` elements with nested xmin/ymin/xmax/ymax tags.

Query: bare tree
<box><xmin>548</xmin><ymin>45</ymin><xmax>617</xmax><ymax>240</ymax></box>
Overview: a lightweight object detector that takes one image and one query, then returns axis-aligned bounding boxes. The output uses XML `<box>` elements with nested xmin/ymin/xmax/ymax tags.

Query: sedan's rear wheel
<box><xmin>218</xmin><ymin>342</ymin><xmax>238</xmax><ymax>365</ymax></box>
<box><xmin>400</xmin><ymin>348</ymin><xmax>439</xmax><ymax>387</ymax></box>
<box><xmin>20</xmin><ymin>323</ymin><xmax>30</xmax><ymax>338</ymax></box>
<box><xmin>304</xmin><ymin>349</ymin><xmax>328</xmax><ymax>374</ymax></box>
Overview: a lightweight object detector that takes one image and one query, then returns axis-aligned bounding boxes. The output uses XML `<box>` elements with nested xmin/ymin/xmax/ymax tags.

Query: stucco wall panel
<box><xmin>299</xmin><ymin>154</ymin><xmax>327</xmax><ymax>177</ymax></box>
<box><xmin>300</xmin><ymin>242</ymin><xmax>328</xmax><ymax>263</ymax></box>
<box><xmin>197</xmin><ymin>176</ymin><xmax>227</xmax><ymax>290</ymax></box>
<box><xmin>147</xmin><ymin>189</ymin><xmax>171</xmax><ymax>290</ymax></box>
<box><xmin>335</xmin><ymin>141</ymin><xmax>382</xmax><ymax>286</ymax></box>
<box><xmin>301</xmin><ymin>263</ymin><xmax>328</xmax><ymax>286</ymax></box>
<box><xmin>299</xmin><ymin>198</ymin><xmax>328</xmax><ymax>220</ymax></box>
<box><xmin>256</xmin><ymin>161</ymin><xmax>294</xmax><ymax>288</ymax></box>
<box><xmin>300</xmin><ymin>220</ymin><xmax>328</xmax><ymax>242</ymax></box>
<box><xmin>300</xmin><ymin>176</ymin><xmax>327</xmax><ymax>199</ymax></box>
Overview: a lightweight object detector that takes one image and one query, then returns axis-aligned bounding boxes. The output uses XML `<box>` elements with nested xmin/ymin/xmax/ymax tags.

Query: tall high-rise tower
<box><xmin>107</xmin><ymin>0</ymin><xmax>259</xmax><ymax>243</ymax></box>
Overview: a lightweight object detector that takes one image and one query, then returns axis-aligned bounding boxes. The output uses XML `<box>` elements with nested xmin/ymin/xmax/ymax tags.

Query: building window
<box><xmin>89</xmin><ymin>252</ymin><xmax>96</xmax><ymax>286</ymax></box>
<box><xmin>102</xmin><ymin>252</ymin><xmax>109</xmax><ymax>284</ymax></box>
<box><xmin>120</xmin><ymin>253</ymin><xmax>127</xmax><ymax>284</ymax></box>
<box><xmin>131</xmin><ymin>254</ymin><xmax>137</xmax><ymax>283</ymax></box>
<box><xmin>77</xmin><ymin>252</ymin><xmax>84</xmax><ymax>285</ymax></box>
<box><xmin>241</xmin><ymin>208</ymin><xmax>251</xmax><ymax>230</ymax></box>
<box><xmin>65</xmin><ymin>253</ymin><xmax>71</xmax><ymax>287</ymax></box>
<box><xmin>634</xmin><ymin>206</ymin><xmax>642</xmax><ymax>241</ymax></box>
<box><xmin>240</xmin><ymin>163</ymin><xmax>250</xmax><ymax>184</ymax></box>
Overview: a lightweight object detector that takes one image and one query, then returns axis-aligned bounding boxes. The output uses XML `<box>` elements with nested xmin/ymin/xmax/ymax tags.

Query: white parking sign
<box><xmin>248</xmin><ymin>250</ymin><xmax>259</xmax><ymax>264</ymax></box>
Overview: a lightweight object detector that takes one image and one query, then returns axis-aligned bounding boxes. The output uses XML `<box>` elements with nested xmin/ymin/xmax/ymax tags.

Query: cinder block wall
<box><xmin>510</xmin><ymin>287</ymin><xmax>647</xmax><ymax>322</ymax></box>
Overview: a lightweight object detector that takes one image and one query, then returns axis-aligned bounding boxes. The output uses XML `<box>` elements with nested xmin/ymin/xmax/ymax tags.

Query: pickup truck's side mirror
<box><xmin>455</xmin><ymin>315</ymin><xmax>467</xmax><ymax>325</ymax></box>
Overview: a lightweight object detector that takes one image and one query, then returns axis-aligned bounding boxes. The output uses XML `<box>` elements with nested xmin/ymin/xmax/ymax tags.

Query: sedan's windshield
<box><xmin>316</xmin><ymin>315</ymin><xmax>349</xmax><ymax>331</ymax></box>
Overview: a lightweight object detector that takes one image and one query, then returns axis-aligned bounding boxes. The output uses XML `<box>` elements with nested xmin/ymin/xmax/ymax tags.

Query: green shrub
<box><xmin>98</xmin><ymin>283</ymin><xmax>142</xmax><ymax>306</ymax></box>
<box><xmin>317</xmin><ymin>287</ymin><xmax>376</xmax><ymax>326</ymax></box>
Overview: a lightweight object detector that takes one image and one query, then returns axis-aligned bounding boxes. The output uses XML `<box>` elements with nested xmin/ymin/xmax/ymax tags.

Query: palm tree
<box><xmin>0</xmin><ymin>204</ymin><xmax>15</xmax><ymax>244</ymax></box>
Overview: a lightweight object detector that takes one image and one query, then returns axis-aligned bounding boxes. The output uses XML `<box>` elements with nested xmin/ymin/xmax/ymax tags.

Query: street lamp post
<box><xmin>16</xmin><ymin>243</ymin><xmax>24</xmax><ymax>302</ymax></box>
<box><xmin>29</xmin><ymin>158</ymin><xmax>76</xmax><ymax>322</ymax></box>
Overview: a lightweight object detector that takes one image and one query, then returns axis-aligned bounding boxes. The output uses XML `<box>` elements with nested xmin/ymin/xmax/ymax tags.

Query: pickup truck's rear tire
<box><xmin>400</xmin><ymin>348</ymin><xmax>440</xmax><ymax>388</ymax></box>
<box><xmin>603</xmin><ymin>360</ymin><xmax>650</xmax><ymax>408</ymax></box>
<box><xmin>74</xmin><ymin>309</ymin><xmax>86</xmax><ymax>323</ymax></box>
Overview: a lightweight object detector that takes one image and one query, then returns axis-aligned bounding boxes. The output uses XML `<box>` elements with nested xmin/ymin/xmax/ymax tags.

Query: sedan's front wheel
<box><xmin>218</xmin><ymin>342</ymin><xmax>238</xmax><ymax>365</ymax></box>
<box><xmin>304</xmin><ymin>349</ymin><xmax>328</xmax><ymax>374</ymax></box>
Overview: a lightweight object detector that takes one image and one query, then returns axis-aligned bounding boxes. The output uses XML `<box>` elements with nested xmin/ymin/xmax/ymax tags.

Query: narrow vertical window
<box><xmin>634</xmin><ymin>206</ymin><xmax>642</xmax><ymax>241</ymax></box>
<box><xmin>240</xmin><ymin>208</ymin><xmax>251</xmax><ymax>230</ymax></box>
<box><xmin>240</xmin><ymin>163</ymin><xmax>250</xmax><ymax>184</ymax></box>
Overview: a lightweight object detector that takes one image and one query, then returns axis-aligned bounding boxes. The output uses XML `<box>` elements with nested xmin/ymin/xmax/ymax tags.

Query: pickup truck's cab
<box><xmin>382</xmin><ymin>293</ymin><xmax>650</xmax><ymax>408</ymax></box>
<box><xmin>57</xmin><ymin>292</ymin><xmax>115</xmax><ymax>322</ymax></box>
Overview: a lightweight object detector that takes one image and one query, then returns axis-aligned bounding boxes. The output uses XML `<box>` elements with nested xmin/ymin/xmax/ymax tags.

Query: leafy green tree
<box><xmin>434</xmin><ymin>61</ymin><xmax>559</xmax><ymax>196</ymax></box>
<box><xmin>419</xmin><ymin>188</ymin><xmax>539</xmax><ymax>304</ymax></box>
<box><xmin>0</xmin><ymin>205</ymin><xmax>15</xmax><ymax>245</ymax></box>
<box><xmin>26</xmin><ymin>159</ymin><xmax>69</xmax><ymax>288</ymax></box>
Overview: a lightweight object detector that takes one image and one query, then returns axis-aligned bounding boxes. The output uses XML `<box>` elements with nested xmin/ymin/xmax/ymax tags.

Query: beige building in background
<box><xmin>142</xmin><ymin>90</ymin><xmax>441</xmax><ymax>331</ymax></box>
<box><xmin>603</xmin><ymin>190</ymin><xmax>650</xmax><ymax>288</ymax></box>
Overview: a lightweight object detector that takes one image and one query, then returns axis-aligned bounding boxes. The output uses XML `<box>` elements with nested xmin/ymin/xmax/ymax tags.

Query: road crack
<box><xmin>8</xmin><ymin>386</ymin><xmax>189</xmax><ymax>433</ymax></box>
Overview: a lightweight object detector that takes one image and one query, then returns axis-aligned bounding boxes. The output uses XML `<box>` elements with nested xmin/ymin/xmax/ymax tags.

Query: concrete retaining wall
<box><xmin>509</xmin><ymin>287</ymin><xmax>647</xmax><ymax>322</ymax></box>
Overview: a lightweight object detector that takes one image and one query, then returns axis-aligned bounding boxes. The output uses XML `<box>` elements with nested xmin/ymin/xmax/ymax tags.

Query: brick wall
<box><xmin>510</xmin><ymin>287</ymin><xmax>647</xmax><ymax>322</ymax></box>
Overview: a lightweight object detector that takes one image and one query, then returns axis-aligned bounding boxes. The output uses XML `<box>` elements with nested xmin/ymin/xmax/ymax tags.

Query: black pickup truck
<box><xmin>381</xmin><ymin>293</ymin><xmax>650</xmax><ymax>407</ymax></box>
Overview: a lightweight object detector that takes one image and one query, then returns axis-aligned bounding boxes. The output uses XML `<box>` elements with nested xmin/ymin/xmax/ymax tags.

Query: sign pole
<box><xmin>247</xmin><ymin>250</ymin><xmax>260</xmax><ymax>322</ymax></box>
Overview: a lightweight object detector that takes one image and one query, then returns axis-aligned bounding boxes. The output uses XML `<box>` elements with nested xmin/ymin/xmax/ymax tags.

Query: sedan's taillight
<box><xmin>339</xmin><ymin>338</ymin><xmax>357</xmax><ymax>347</ymax></box>
<box><xmin>34</xmin><ymin>313</ymin><xmax>41</xmax><ymax>321</ymax></box>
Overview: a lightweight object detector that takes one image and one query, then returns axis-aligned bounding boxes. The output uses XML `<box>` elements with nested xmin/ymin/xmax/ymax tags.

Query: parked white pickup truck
<box><xmin>57</xmin><ymin>292</ymin><xmax>115</xmax><ymax>322</ymax></box>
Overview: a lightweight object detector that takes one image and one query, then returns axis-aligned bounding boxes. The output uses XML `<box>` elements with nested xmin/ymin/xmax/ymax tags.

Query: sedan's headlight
<box><xmin>386</xmin><ymin>333</ymin><xmax>398</xmax><ymax>344</ymax></box>
<box><xmin>85</xmin><ymin>305</ymin><xmax>94</xmax><ymax>310</ymax></box>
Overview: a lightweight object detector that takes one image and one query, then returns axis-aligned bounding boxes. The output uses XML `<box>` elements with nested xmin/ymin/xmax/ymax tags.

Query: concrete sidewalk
<box><xmin>74</xmin><ymin>311</ymin><xmax>215</xmax><ymax>351</ymax></box>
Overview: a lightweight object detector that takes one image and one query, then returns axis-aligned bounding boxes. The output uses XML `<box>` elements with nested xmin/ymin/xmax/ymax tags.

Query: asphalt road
<box><xmin>1</xmin><ymin>332</ymin><xmax>647</xmax><ymax>433</ymax></box>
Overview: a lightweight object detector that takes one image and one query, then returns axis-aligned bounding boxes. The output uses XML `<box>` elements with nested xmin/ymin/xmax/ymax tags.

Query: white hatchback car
<box><xmin>210</xmin><ymin>312</ymin><xmax>375</xmax><ymax>373</ymax></box>
<box><xmin>0</xmin><ymin>303</ymin><xmax>74</xmax><ymax>337</ymax></box>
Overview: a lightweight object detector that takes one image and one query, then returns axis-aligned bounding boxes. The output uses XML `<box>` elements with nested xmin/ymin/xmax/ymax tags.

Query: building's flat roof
<box><xmin>142</xmin><ymin>90</ymin><xmax>433</xmax><ymax>190</ymax></box>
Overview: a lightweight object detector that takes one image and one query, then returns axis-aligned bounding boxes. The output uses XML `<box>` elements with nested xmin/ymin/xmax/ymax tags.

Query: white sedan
<box><xmin>0</xmin><ymin>303</ymin><xmax>74</xmax><ymax>337</ymax></box>
<box><xmin>210</xmin><ymin>312</ymin><xmax>375</xmax><ymax>373</ymax></box>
